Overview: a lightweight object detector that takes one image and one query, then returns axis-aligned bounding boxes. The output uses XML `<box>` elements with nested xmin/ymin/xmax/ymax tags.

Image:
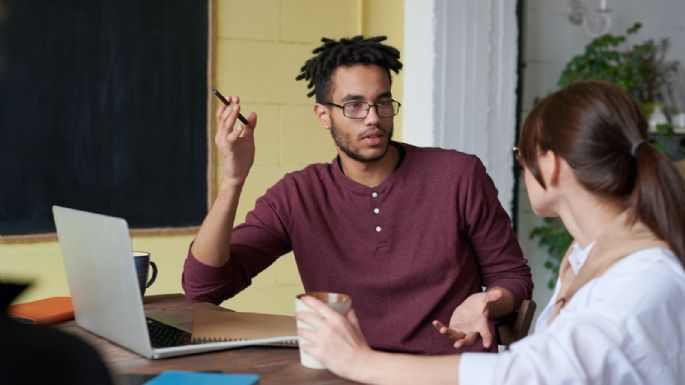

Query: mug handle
<box><xmin>146</xmin><ymin>261</ymin><xmax>158</xmax><ymax>288</ymax></box>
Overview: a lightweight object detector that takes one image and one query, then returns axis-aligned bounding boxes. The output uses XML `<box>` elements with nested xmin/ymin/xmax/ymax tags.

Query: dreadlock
<box><xmin>295</xmin><ymin>36</ymin><xmax>403</xmax><ymax>102</ymax></box>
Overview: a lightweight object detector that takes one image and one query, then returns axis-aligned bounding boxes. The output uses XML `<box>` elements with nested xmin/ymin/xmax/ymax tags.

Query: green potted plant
<box><xmin>558</xmin><ymin>22</ymin><xmax>678</xmax><ymax>139</ymax></box>
<box><xmin>530</xmin><ymin>22</ymin><xmax>680</xmax><ymax>288</ymax></box>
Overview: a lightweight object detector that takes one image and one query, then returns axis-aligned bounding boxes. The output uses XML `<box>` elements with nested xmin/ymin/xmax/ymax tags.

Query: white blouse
<box><xmin>460</xmin><ymin>246</ymin><xmax>685</xmax><ymax>385</ymax></box>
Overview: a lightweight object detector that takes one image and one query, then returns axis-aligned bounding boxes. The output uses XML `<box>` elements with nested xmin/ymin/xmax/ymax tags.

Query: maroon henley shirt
<box><xmin>183</xmin><ymin>142</ymin><xmax>532</xmax><ymax>355</ymax></box>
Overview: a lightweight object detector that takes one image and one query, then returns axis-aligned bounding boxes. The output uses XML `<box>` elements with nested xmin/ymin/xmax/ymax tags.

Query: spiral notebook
<box><xmin>191</xmin><ymin>309</ymin><xmax>298</xmax><ymax>346</ymax></box>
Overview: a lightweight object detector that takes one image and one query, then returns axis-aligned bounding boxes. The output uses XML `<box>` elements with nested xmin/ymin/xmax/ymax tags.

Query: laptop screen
<box><xmin>53</xmin><ymin>206</ymin><xmax>153</xmax><ymax>357</ymax></box>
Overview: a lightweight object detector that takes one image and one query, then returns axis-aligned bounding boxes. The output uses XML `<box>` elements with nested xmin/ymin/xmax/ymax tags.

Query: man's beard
<box><xmin>330</xmin><ymin>123</ymin><xmax>394</xmax><ymax>163</ymax></box>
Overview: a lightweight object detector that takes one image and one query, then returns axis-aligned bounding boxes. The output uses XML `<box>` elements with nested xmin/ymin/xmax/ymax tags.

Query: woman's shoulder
<box><xmin>605</xmin><ymin>248</ymin><xmax>684</xmax><ymax>286</ymax></box>
<box><xmin>591</xmin><ymin>248</ymin><xmax>685</xmax><ymax>313</ymax></box>
<box><xmin>550</xmin><ymin>248</ymin><xmax>685</xmax><ymax>338</ymax></box>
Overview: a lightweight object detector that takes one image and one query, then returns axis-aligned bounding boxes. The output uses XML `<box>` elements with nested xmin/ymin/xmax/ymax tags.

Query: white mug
<box><xmin>294</xmin><ymin>292</ymin><xmax>352</xmax><ymax>369</ymax></box>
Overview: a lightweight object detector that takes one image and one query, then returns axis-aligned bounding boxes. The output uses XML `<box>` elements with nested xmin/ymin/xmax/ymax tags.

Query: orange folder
<box><xmin>7</xmin><ymin>296</ymin><xmax>74</xmax><ymax>324</ymax></box>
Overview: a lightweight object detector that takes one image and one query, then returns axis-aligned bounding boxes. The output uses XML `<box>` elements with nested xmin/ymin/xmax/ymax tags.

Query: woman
<box><xmin>296</xmin><ymin>80</ymin><xmax>685</xmax><ymax>384</ymax></box>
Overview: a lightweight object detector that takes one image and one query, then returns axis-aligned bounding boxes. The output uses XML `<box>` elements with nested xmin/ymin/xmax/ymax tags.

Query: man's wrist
<box><xmin>219</xmin><ymin>178</ymin><xmax>245</xmax><ymax>194</ymax></box>
<box><xmin>485</xmin><ymin>286</ymin><xmax>515</xmax><ymax>317</ymax></box>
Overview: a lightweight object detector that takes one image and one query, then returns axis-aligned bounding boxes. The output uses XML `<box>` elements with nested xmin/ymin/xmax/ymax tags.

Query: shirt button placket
<box><xmin>372</xmin><ymin>191</ymin><xmax>381</xmax><ymax>233</ymax></box>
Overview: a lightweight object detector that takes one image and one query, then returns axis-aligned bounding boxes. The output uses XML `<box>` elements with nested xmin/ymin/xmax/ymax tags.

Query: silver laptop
<box><xmin>53</xmin><ymin>205</ymin><xmax>294</xmax><ymax>359</ymax></box>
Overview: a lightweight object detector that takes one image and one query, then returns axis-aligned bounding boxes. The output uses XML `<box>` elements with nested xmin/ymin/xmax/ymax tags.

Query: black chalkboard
<box><xmin>0</xmin><ymin>0</ymin><xmax>209</xmax><ymax>237</ymax></box>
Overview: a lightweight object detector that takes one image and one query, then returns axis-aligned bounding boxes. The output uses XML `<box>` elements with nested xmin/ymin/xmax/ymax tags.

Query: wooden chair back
<box><xmin>497</xmin><ymin>299</ymin><xmax>537</xmax><ymax>346</ymax></box>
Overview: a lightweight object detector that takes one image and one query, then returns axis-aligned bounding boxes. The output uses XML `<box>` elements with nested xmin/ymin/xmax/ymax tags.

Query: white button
<box><xmin>372</xmin><ymin>192</ymin><xmax>378</xmax><ymax>198</ymax></box>
<box><xmin>373</xmin><ymin>208</ymin><xmax>380</xmax><ymax>214</ymax></box>
<box><xmin>375</xmin><ymin>226</ymin><xmax>382</xmax><ymax>232</ymax></box>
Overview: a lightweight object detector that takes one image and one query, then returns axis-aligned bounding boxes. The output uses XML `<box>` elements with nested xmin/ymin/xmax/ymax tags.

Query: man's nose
<box><xmin>364</xmin><ymin>105</ymin><xmax>381</xmax><ymax>124</ymax></box>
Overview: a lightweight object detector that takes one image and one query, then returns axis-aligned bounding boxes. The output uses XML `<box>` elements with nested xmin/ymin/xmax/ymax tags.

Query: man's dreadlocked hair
<box><xmin>295</xmin><ymin>35</ymin><xmax>403</xmax><ymax>102</ymax></box>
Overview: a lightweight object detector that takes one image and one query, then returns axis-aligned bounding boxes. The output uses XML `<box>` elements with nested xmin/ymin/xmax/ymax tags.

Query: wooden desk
<box><xmin>60</xmin><ymin>294</ymin><xmax>358</xmax><ymax>384</ymax></box>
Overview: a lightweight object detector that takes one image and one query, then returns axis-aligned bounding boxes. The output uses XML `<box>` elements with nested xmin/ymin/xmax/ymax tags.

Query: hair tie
<box><xmin>630</xmin><ymin>140</ymin><xmax>646</xmax><ymax>157</ymax></box>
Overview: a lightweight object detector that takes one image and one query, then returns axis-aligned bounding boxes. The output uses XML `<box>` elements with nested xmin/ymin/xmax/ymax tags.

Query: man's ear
<box><xmin>314</xmin><ymin>103</ymin><xmax>331</xmax><ymax>129</ymax></box>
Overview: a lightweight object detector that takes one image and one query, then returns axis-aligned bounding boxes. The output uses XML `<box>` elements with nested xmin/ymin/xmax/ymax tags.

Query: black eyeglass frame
<box><xmin>324</xmin><ymin>99</ymin><xmax>402</xmax><ymax>119</ymax></box>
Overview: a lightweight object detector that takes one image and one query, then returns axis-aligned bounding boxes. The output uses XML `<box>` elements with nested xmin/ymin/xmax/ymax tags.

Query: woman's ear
<box><xmin>555</xmin><ymin>155</ymin><xmax>578</xmax><ymax>187</ymax></box>
<box><xmin>314</xmin><ymin>104</ymin><xmax>331</xmax><ymax>129</ymax></box>
<box><xmin>539</xmin><ymin>150</ymin><xmax>561</xmax><ymax>187</ymax></box>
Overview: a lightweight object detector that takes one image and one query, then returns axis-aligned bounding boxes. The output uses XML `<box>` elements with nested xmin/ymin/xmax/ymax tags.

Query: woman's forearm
<box><xmin>357</xmin><ymin>351</ymin><xmax>462</xmax><ymax>385</ymax></box>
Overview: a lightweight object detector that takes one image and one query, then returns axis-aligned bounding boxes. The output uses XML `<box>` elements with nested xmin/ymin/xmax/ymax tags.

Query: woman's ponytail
<box><xmin>630</xmin><ymin>143</ymin><xmax>685</xmax><ymax>265</ymax></box>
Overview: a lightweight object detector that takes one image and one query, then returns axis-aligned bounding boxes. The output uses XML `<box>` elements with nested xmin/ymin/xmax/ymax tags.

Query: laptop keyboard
<box><xmin>146</xmin><ymin>317</ymin><xmax>193</xmax><ymax>348</ymax></box>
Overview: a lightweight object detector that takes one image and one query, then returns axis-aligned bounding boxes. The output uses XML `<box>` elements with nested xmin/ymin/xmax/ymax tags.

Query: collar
<box><xmin>548</xmin><ymin>211</ymin><xmax>668</xmax><ymax>325</ymax></box>
<box><xmin>331</xmin><ymin>141</ymin><xmax>409</xmax><ymax>194</ymax></box>
<box><xmin>335</xmin><ymin>141</ymin><xmax>405</xmax><ymax>175</ymax></box>
<box><xmin>568</xmin><ymin>241</ymin><xmax>595</xmax><ymax>274</ymax></box>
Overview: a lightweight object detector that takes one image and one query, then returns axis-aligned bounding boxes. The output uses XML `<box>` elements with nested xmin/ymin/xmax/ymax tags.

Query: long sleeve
<box><xmin>182</xmin><ymin>181</ymin><xmax>293</xmax><ymax>304</ymax></box>
<box><xmin>461</xmin><ymin>158</ymin><xmax>533</xmax><ymax>308</ymax></box>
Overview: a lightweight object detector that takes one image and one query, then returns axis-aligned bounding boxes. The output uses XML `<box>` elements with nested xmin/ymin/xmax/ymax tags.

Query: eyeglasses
<box><xmin>324</xmin><ymin>100</ymin><xmax>401</xmax><ymax>119</ymax></box>
<box><xmin>513</xmin><ymin>146</ymin><xmax>524</xmax><ymax>170</ymax></box>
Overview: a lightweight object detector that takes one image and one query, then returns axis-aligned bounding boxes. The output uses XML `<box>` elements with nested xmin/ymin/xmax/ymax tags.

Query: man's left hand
<box><xmin>432</xmin><ymin>288</ymin><xmax>503</xmax><ymax>349</ymax></box>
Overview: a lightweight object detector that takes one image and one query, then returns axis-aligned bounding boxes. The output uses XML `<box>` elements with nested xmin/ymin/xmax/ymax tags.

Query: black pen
<box><xmin>211</xmin><ymin>86</ymin><xmax>249</xmax><ymax>125</ymax></box>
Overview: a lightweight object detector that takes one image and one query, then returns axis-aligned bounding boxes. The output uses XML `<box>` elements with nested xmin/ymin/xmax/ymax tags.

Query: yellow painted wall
<box><xmin>0</xmin><ymin>0</ymin><xmax>403</xmax><ymax>316</ymax></box>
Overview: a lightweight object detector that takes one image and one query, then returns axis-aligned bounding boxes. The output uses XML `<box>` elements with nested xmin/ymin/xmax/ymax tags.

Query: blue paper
<box><xmin>144</xmin><ymin>371</ymin><xmax>260</xmax><ymax>385</ymax></box>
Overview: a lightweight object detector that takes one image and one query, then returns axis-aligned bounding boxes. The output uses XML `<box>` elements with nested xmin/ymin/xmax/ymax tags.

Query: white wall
<box><xmin>519</xmin><ymin>0</ymin><xmax>685</xmax><ymax>323</ymax></box>
<box><xmin>404</xmin><ymin>0</ymin><xmax>519</xmax><ymax>215</ymax></box>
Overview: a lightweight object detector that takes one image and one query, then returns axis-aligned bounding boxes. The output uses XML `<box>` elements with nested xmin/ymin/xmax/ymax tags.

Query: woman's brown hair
<box><xmin>518</xmin><ymin>80</ymin><xmax>685</xmax><ymax>264</ymax></box>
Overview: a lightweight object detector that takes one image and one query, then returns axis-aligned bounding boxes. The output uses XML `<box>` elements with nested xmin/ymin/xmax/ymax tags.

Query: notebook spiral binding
<box><xmin>192</xmin><ymin>336</ymin><xmax>298</xmax><ymax>347</ymax></box>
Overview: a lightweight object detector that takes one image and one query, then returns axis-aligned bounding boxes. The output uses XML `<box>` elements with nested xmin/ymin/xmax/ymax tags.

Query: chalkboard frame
<box><xmin>0</xmin><ymin>0</ymin><xmax>217</xmax><ymax>243</ymax></box>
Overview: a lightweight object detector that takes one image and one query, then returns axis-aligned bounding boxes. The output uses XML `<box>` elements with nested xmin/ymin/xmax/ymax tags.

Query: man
<box><xmin>183</xmin><ymin>36</ymin><xmax>532</xmax><ymax>355</ymax></box>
